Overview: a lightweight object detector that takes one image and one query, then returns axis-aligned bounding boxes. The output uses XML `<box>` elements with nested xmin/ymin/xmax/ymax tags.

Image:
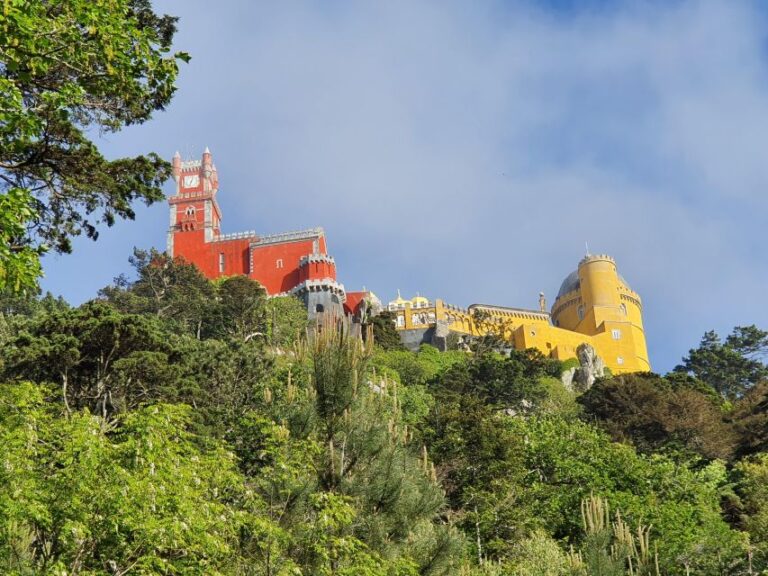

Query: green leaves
<box><xmin>0</xmin><ymin>188</ymin><xmax>44</xmax><ymax>293</ymax></box>
<box><xmin>0</xmin><ymin>0</ymin><xmax>186</xmax><ymax>292</ymax></box>
<box><xmin>0</xmin><ymin>385</ymin><xmax>247</xmax><ymax>574</ymax></box>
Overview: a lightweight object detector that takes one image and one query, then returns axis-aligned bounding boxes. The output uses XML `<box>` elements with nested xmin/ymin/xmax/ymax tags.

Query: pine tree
<box><xmin>296</xmin><ymin>321</ymin><xmax>464</xmax><ymax>574</ymax></box>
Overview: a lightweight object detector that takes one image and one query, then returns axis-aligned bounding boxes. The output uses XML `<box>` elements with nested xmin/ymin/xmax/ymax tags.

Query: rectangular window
<box><xmin>612</xmin><ymin>329</ymin><xmax>621</xmax><ymax>340</ymax></box>
<box><xmin>219</xmin><ymin>253</ymin><xmax>225</xmax><ymax>273</ymax></box>
<box><xmin>276</xmin><ymin>258</ymin><xmax>284</xmax><ymax>269</ymax></box>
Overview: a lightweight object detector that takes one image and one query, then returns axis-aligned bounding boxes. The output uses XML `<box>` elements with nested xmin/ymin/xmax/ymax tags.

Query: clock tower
<box><xmin>168</xmin><ymin>148</ymin><xmax>223</xmax><ymax>256</ymax></box>
<box><xmin>165</xmin><ymin>146</ymin><xmax>346</xmax><ymax>319</ymax></box>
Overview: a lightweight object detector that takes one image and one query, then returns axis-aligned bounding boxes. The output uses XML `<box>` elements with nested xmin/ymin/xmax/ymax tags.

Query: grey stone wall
<box><xmin>304</xmin><ymin>291</ymin><xmax>345</xmax><ymax>321</ymax></box>
<box><xmin>398</xmin><ymin>327</ymin><xmax>435</xmax><ymax>351</ymax></box>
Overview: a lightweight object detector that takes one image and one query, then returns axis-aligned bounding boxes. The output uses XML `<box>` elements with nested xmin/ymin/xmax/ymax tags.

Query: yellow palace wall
<box><xmin>391</xmin><ymin>254</ymin><xmax>651</xmax><ymax>374</ymax></box>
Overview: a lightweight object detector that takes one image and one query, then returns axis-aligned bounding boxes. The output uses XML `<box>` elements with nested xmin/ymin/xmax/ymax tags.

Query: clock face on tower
<box><xmin>183</xmin><ymin>174</ymin><xmax>200</xmax><ymax>188</ymax></box>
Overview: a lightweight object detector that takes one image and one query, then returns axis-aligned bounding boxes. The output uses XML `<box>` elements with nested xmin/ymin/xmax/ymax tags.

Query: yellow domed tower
<box><xmin>551</xmin><ymin>254</ymin><xmax>650</xmax><ymax>373</ymax></box>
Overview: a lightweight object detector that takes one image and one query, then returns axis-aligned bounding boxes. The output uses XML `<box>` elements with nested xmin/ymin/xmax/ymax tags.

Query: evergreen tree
<box><xmin>100</xmin><ymin>248</ymin><xmax>217</xmax><ymax>338</ymax></box>
<box><xmin>579</xmin><ymin>372</ymin><xmax>736</xmax><ymax>461</ymax></box>
<box><xmin>0</xmin><ymin>0</ymin><xmax>188</xmax><ymax>291</ymax></box>
<box><xmin>211</xmin><ymin>275</ymin><xmax>268</xmax><ymax>342</ymax></box>
<box><xmin>675</xmin><ymin>326</ymin><xmax>768</xmax><ymax>400</ymax></box>
<box><xmin>365</xmin><ymin>310</ymin><xmax>405</xmax><ymax>351</ymax></box>
<box><xmin>295</xmin><ymin>322</ymin><xmax>464</xmax><ymax>573</ymax></box>
<box><xmin>1</xmin><ymin>301</ymin><xmax>193</xmax><ymax>418</ymax></box>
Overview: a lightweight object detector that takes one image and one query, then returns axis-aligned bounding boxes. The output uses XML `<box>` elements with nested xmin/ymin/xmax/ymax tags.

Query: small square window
<box><xmin>617</xmin><ymin>356</ymin><xmax>624</xmax><ymax>365</ymax></box>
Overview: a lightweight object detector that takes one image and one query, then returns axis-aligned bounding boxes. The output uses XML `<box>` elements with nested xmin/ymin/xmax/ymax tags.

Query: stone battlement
<box><xmin>213</xmin><ymin>230</ymin><xmax>257</xmax><ymax>242</ymax></box>
<box><xmin>300</xmin><ymin>254</ymin><xmax>336</xmax><ymax>266</ymax></box>
<box><xmin>579</xmin><ymin>253</ymin><xmax>615</xmax><ymax>266</ymax></box>
<box><xmin>255</xmin><ymin>227</ymin><xmax>324</xmax><ymax>246</ymax></box>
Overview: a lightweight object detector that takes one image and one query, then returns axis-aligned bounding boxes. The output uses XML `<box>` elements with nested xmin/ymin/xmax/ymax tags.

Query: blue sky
<box><xmin>41</xmin><ymin>0</ymin><xmax>768</xmax><ymax>373</ymax></box>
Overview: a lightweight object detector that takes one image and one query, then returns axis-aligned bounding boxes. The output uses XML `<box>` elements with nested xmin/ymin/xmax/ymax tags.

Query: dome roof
<box><xmin>388</xmin><ymin>290</ymin><xmax>408</xmax><ymax>307</ymax></box>
<box><xmin>557</xmin><ymin>271</ymin><xmax>580</xmax><ymax>298</ymax></box>
<box><xmin>411</xmin><ymin>295</ymin><xmax>429</xmax><ymax>305</ymax></box>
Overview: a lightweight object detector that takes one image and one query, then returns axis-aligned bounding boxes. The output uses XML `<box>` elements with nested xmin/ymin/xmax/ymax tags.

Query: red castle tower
<box><xmin>167</xmin><ymin>149</ymin><xmax>363</xmax><ymax>316</ymax></box>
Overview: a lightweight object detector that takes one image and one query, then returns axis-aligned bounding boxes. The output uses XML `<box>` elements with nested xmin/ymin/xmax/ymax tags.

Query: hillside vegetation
<box><xmin>0</xmin><ymin>252</ymin><xmax>767</xmax><ymax>575</ymax></box>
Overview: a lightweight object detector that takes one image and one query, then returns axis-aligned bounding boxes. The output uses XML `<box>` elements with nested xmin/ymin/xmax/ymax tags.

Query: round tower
<box><xmin>551</xmin><ymin>253</ymin><xmax>649</xmax><ymax>373</ymax></box>
<box><xmin>578</xmin><ymin>254</ymin><xmax>622</xmax><ymax>315</ymax></box>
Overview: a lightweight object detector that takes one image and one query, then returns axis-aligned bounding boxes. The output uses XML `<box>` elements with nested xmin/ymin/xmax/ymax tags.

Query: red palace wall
<box><xmin>174</xmin><ymin>233</ymin><xmax>252</xmax><ymax>278</ymax></box>
<box><xmin>250</xmin><ymin>239</ymin><xmax>320</xmax><ymax>294</ymax></box>
<box><xmin>167</xmin><ymin>150</ymin><xmax>340</xmax><ymax>297</ymax></box>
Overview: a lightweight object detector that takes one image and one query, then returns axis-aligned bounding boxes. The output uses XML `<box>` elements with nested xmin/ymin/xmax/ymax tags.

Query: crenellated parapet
<box><xmin>213</xmin><ymin>230</ymin><xmax>257</xmax><ymax>242</ymax></box>
<box><xmin>579</xmin><ymin>253</ymin><xmax>615</xmax><ymax>266</ymax></box>
<box><xmin>299</xmin><ymin>253</ymin><xmax>337</xmax><ymax>283</ymax></box>
<box><xmin>299</xmin><ymin>254</ymin><xmax>335</xmax><ymax>265</ymax></box>
<box><xmin>290</xmin><ymin>279</ymin><xmax>346</xmax><ymax>301</ymax></box>
<box><xmin>256</xmin><ymin>227</ymin><xmax>325</xmax><ymax>246</ymax></box>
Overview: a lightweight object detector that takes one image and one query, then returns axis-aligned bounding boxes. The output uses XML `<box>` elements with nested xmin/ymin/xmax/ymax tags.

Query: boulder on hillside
<box><xmin>561</xmin><ymin>343</ymin><xmax>606</xmax><ymax>393</ymax></box>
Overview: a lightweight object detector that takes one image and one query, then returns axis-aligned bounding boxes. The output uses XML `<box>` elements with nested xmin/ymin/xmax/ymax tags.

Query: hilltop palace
<box><xmin>167</xmin><ymin>149</ymin><xmax>650</xmax><ymax>374</ymax></box>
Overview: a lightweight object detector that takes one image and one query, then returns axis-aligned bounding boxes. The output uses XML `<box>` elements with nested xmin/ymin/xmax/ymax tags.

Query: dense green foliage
<box><xmin>0</xmin><ymin>0</ymin><xmax>188</xmax><ymax>291</ymax></box>
<box><xmin>8</xmin><ymin>3</ymin><xmax>768</xmax><ymax>572</ymax></box>
<box><xmin>3</xmin><ymin>266</ymin><xmax>768</xmax><ymax>574</ymax></box>
<box><xmin>365</xmin><ymin>310</ymin><xmax>406</xmax><ymax>351</ymax></box>
<box><xmin>579</xmin><ymin>372</ymin><xmax>734</xmax><ymax>460</ymax></box>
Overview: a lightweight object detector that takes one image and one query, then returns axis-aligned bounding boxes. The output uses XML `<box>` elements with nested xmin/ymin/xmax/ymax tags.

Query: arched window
<box><xmin>315</xmin><ymin>304</ymin><xmax>324</xmax><ymax>313</ymax></box>
<box><xmin>619</xmin><ymin>303</ymin><xmax>627</xmax><ymax>316</ymax></box>
<box><xmin>185</xmin><ymin>206</ymin><xmax>196</xmax><ymax>217</ymax></box>
<box><xmin>577</xmin><ymin>305</ymin><xmax>585</xmax><ymax>321</ymax></box>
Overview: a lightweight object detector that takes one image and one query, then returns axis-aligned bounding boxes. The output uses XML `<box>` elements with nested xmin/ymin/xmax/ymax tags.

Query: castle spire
<box><xmin>171</xmin><ymin>151</ymin><xmax>182</xmax><ymax>182</ymax></box>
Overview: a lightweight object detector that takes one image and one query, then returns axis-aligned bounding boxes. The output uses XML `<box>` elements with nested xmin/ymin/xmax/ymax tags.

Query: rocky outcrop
<box><xmin>561</xmin><ymin>343</ymin><xmax>606</xmax><ymax>393</ymax></box>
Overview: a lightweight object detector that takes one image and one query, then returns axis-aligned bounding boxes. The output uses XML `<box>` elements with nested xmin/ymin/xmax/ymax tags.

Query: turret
<box><xmin>577</xmin><ymin>254</ymin><xmax>622</xmax><ymax>314</ymax></box>
<box><xmin>299</xmin><ymin>254</ymin><xmax>337</xmax><ymax>283</ymax></box>
<box><xmin>550</xmin><ymin>253</ymin><xmax>650</xmax><ymax>373</ymax></box>
<box><xmin>171</xmin><ymin>151</ymin><xmax>181</xmax><ymax>182</ymax></box>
